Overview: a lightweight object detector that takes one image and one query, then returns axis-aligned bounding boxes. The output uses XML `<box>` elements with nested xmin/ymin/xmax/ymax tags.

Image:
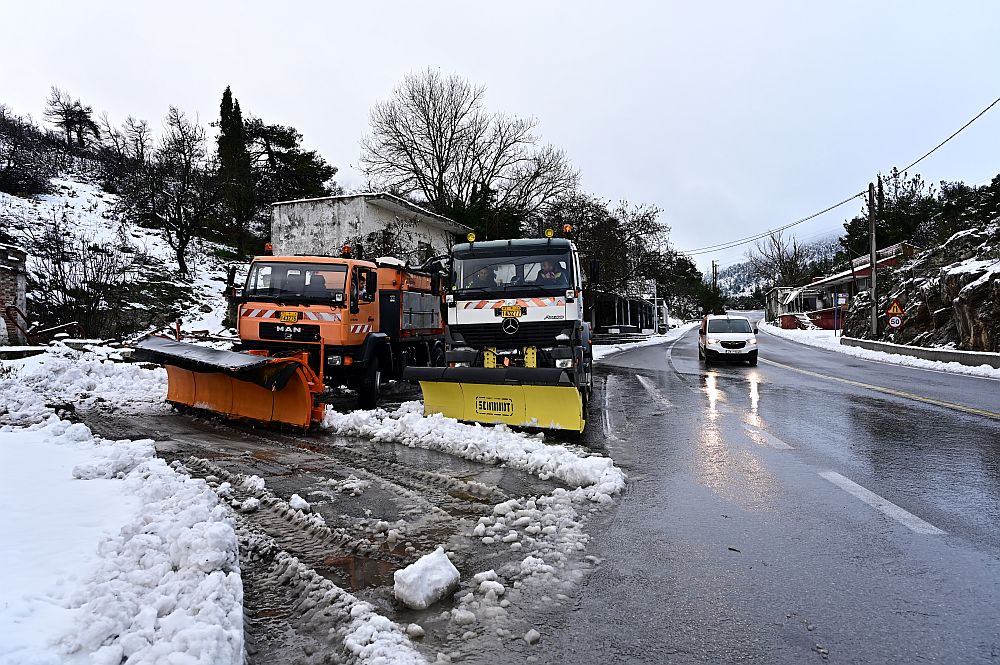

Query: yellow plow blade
<box><xmin>407</xmin><ymin>367</ymin><xmax>585</xmax><ymax>432</ymax></box>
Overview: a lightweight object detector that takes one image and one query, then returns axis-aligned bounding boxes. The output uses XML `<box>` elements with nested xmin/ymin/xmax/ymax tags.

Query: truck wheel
<box><xmin>431</xmin><ymin>344</ymin><xmax>446</xmax><ymax>367</ymax></box>
<box><xmin>358</xmin><ymin>356</ymin><xmax>381</xmax><ymax>409</ymax></box>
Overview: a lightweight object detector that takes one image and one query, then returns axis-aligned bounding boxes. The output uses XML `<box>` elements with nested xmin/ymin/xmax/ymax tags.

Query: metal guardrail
<box><xmin>840</xmin><ymin>337</ymin><xmax>1000</xmax><ymax>369</ymax></box>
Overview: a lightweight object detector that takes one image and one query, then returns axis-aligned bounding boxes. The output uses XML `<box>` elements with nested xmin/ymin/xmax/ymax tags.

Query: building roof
<box><xmin>270</xmin><ymin>192</ymin><xmax>471</xmax><ymax>234</ymax></box>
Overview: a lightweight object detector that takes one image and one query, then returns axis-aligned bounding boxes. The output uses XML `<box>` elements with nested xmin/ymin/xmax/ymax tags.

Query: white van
<box><xmin>698</xmin><ymin>315</ymin><xmax>758</xmax><ymax>366</ymax></box>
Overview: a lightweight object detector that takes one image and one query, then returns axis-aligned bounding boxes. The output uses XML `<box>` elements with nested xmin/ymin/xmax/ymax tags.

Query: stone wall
<box><xmin>0</xmin><ymin>244</ymin><xmax>27</xmax><ymax>345</ymax></box>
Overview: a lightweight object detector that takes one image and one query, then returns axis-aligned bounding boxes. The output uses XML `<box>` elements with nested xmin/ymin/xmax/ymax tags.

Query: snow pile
<box><xmin>322</xmin><ymin>402</ymin><xmax>625</xmax><ymax>502</ymax></box>
<box><xmin>759</xmin><ymin>321</ymin><xmax>1000</xmax><ymax>380</ymax></box>
<box><xmin>592</xmin><ymin>323</ymin><xmax>697</xmax><ymax>360</ymax></box>
<box><xmin>5</xmin><ymin>343</ymin><xmax>167</xmax><ymax>414</ymax></box>
<box><xmin>0</xmin><ymin>356</ymin><xmax>242</xmax><ymax>664</ymax></box>
<box><xmin>394</xmin><ymin>547</ymin><xmax>461</xmax><ymax>610</ymax></box>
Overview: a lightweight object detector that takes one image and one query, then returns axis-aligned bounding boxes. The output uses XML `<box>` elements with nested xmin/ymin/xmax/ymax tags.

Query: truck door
<box><xmin>348</xmin><ymin>266</ymin><xmax>378</xmax><ymax>341</ymax></box>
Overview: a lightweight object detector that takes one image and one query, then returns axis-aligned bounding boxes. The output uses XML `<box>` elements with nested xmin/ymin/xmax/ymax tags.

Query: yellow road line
<box><xmin>758</xmin><ymin>357</ymin><xmax>1000</xmax><ymax>420</ymax></box>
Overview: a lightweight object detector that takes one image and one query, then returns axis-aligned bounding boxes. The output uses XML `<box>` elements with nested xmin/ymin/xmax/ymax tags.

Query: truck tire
<box><xmin>358</xmin><ymin>356</ymin><xmax>381</xmax><ymax>409</ymax></box>
<box><xmin>431</xmin><ymin>343</ymin><xmax>446</xmax><ymax>367</ymax></box>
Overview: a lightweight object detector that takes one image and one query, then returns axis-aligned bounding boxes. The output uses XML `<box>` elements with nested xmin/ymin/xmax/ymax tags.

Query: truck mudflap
<box><xmin>134</xmin><ymin>336</ymin><xmax>324</xmax><ymax>429</ymax></box>
<box><xmin>402</xmin><ymin>366</ymin><xmax>585</xmax><ymax>433</ymax></box>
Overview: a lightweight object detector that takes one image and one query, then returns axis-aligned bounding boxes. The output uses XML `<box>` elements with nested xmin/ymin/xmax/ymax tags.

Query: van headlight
<box><xmin>748</xmin><ymin>337</ymin><xmax>758</xmax><ymax>345</ymax></box>
<box><xmin>706</xmin><ymin>337</ymin><xmax>719</xmax><ymax>345</ymax></box>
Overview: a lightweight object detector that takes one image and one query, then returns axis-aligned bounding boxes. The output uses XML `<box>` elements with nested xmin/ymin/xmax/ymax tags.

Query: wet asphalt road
<box><xmin>545</xmin><ymin>322</ymin><xmax>1000</xmax><ymax>664</ymax></box>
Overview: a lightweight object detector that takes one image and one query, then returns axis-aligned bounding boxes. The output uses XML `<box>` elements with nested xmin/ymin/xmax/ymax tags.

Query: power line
<box><xmin>682</xmin><ymin>192</ymin><xmax>863</xmax><ymax>256</ymax></box>
<box><xmin>679</xmin><ymin>94</ymin><xmax>1000</xmax><ymax>257</ymax></box>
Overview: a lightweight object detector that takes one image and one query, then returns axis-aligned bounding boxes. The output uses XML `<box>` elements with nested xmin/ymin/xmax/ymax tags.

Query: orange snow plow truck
<box><xmin>134</xmin><ymin>252</ymin><xmax>446</xmax><ymax>429</ymax></box>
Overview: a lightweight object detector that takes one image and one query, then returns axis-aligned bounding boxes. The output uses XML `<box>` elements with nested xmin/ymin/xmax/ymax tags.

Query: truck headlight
<box><xmin>555</xmin><ymin>358</ymin><xmax>574</xmax><ymax>368</ymax></box>
<box><xmin>326</xmin><ymin>355</ymin><xmax>343</xmax><ymax>366</ymax></box>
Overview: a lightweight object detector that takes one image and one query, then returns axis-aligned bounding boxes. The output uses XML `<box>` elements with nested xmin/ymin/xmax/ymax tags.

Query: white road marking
<box><xmin>819</xmin><ymin>471</ymin><xmax>945</xmax><ymax>535</ymax></box>
<box><xmin>636</xmin><ymin>375</ymin><xmax>671</xmax><ymax>406</ymax></box>
<box><xmin>743</xmin><ymin>425</ymin><xmax>793</xmax><ymax>450</ymax></box>
<box><xmin>602</xmin><ymin>375</ymin><xmax>618</xmax><ymax>440</ymax></box>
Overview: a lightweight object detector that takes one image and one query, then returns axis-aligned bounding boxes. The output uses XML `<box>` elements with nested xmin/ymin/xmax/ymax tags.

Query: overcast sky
<box><xmin>3</xmin><ymin>1</ymin><xmax>998</xmax><ymax>271</ymax></box>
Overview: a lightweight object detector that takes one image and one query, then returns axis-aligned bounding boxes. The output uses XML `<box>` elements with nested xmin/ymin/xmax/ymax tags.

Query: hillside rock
<box><xmin>844</xmin><ymin>222</ymin><xmax>1000</xmax><ymax>352</ymax></box>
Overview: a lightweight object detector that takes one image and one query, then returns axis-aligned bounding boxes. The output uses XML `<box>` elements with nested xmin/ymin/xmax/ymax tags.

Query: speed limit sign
<box><xmin>888</xmin><ymin>315</ymin><xmax>903</xmax><ymax>329</ymax></box>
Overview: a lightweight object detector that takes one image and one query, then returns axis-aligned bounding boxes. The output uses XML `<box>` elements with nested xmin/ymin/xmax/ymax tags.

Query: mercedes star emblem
<box><xmin>501</xmin><ymin>317</ymin><xmax>519</xmax><ymax>334</ymax></box>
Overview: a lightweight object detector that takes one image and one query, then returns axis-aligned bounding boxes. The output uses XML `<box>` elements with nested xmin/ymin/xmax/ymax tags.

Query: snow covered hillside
<box><xmin>0</xmin><ymin>172</ymin><xmax>232</xmax><ymax>339</ymax></box>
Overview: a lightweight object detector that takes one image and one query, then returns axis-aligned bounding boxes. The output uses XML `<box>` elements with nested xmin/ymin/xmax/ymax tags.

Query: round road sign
<box><xmin>888</xmin><ymin>315</ymin><xmax>903</xmax><ymax>329</ymax></box>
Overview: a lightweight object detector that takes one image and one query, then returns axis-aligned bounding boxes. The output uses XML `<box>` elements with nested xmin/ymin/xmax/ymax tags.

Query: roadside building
<box><xmin>271</xmin><ymin>193</ymin><xmax>471</xmax><ymax>264</ymax></box>
<box><xmin>766</xmin><ymin>242</ymin><xmax>916</xmax><ymax>329</ymax></box>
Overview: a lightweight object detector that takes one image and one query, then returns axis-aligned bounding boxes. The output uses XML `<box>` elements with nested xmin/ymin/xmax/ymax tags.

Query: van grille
<box><xmin>721</xmin><ymin>341</ymin><xmax>746</xmax><ymax>349</ymax></box>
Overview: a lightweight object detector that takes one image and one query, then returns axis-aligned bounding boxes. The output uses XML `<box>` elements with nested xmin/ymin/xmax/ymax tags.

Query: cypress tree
<box><xmin>217</xmin><ymin>86</ymin><xmax>255</xmax><ymax>254</ymax></box>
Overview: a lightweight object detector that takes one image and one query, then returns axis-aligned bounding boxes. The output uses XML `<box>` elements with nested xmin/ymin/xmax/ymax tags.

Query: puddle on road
<box><xmin>318</xmin><ymin>553</ymin><xmax>397</xmax><ymax>591</ymax></box>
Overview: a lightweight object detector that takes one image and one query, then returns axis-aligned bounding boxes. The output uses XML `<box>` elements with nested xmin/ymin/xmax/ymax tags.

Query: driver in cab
<box><xmin>534</xmin><ymin>259</ymin><xmax>568</xmax><ymax>287</ymax></box>
<box><xmin>465</xmin><ymin>266</ymin><xmax>495</xmax><ymax>289</ymax></box>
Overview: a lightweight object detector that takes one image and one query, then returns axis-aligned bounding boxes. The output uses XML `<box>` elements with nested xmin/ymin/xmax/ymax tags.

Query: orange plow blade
<box><xmin>136</xmin><ymin>336</ymin><xmax>324</xmax><ymax>429</ymax></box>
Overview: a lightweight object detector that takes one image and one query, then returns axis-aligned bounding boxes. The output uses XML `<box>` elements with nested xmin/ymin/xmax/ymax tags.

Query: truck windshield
<box><xmin>452</xmin><ymin>251</ymin><xmax>572</xmax><ymax>296</ymax></box>
<box><xmin>245</xmin><ymin>262</ymin><xmax>348</xmax><ymax>303</ymax></box>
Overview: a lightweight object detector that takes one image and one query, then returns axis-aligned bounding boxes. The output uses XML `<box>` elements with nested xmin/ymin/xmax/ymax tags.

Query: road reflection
<box><xmin>697</xmin><ymin>368</ymin><xmax>780</xmax><ymax>511</ymax></box>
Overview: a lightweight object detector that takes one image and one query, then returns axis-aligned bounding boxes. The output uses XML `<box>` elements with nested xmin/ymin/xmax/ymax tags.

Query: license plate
<box><xmin>280</xmin><ymin>311</ymin><xmax>299</xmax><ymax>323</ymax></box>
<box><xmin>724</xmin><ymin>349</ymin><xmax>743</xmax><ymax>354</ymax></box>
<box><xmin>499</xmin><ymin>306</ymin><xmax>526</xmax><ymax>318</ymax></box>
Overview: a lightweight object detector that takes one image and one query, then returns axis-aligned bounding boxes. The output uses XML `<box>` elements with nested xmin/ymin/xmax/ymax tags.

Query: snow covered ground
<box><xmin>0</xmin><ymin>348</ymin><xmax>242</xmax><ymax>665</ymax></box>
<box><xmin>758</xmin><ymin>321</ymin><xmax>1000</xmax><ymax>380</ymax></box>
<box><xmin>592</xmin><ymin>323</ymin><xmax>697</xmax><ymax>360</ymax></box>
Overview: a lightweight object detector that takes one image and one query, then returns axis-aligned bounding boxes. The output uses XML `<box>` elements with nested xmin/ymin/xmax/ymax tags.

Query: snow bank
<box><xmin>321</xmin><ymin>402</ymin><xmax>625</xmax><ymax>501</ymax></box>
<box><xmin>5</xmin><ymin>343</ymin><xmax>167</xmax><ymax>415</ymax></box>
<box><xmin>0</xmin><ymin>351</ymin><xmax>242</xmax><ymax>664</ymax></box>
<box><xmin>394</xmin><ymin>547</ymin><xmax>461</xmax><ymax>610</ymax></box>
<box><xmin>759</xmin><ymin>321</ymin><xmax>1000</xmax><ymax>380</ymax></box>
<box><xmin>592</xmin><ymin>323</ymin><xmax>696</xmax><ymax>360</ymax></box>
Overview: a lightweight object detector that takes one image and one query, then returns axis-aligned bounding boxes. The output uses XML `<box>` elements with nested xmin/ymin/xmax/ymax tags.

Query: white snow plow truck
<box><xmin>404</xmin><ymin>230</ymin><xmax>593</xmax><ymax>432</ymax></box>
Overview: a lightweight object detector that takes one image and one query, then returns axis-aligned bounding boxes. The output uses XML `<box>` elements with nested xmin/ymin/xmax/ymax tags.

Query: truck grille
<box><xmin>721</xmin><ymin>341</ymin><xmax>746</xmax><ymax>349</ymax></box>
<box><xmin>451</xmin><ymin>321</ymin><xmax>567</xmax><ymax>348</ymax></box>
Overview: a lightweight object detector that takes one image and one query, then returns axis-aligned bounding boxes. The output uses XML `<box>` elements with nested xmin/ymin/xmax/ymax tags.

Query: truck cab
<box><xmin>236</xmin><ymin>254</ymin><xmax>445</xmax><ymax>407</ymax></box>
<box><xmin>445</xmin><ymin>237</ymin><xmax>590</xmax><ymax>383</ymax></box>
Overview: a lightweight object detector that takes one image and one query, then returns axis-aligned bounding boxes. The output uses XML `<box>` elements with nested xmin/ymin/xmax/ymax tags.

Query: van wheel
<box><xmin>358</xmin><ymin>356</ymin><xmax>381</xmax><ymax>409</ymax></box>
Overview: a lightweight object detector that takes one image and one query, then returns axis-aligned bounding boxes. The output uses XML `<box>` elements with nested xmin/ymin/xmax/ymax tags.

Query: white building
<box><xmin>271</xmin><ymin>193</ymin><xmax>471</xmax><ymax>265</ymax></box>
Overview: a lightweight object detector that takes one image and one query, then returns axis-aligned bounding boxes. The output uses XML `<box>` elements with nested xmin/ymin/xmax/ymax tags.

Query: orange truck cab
<box><xmin>235</xmin><ymin>253</ymin><xmax>445</xmax><ymax>407</ymax></box>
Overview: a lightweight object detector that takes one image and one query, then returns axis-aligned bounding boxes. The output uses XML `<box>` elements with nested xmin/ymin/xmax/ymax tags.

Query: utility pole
<box><xmin>711</xmin><ymin>260</ymin><xmax>718</xmax><ymax>289</ymax></box>
<box><xmin>868</xmin><ymin>182</ymin><xmax>878</xmax><ymax>337</ymax></box>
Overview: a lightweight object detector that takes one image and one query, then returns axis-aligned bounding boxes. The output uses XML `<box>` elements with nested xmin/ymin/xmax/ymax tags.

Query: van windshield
<box><xmin>707</xmin><ymin>318</ymin><xmax>753</xmax><ymax>333</ymax></box>
<box><xmin>245</xmin><ymin>262</ymin><xmax>348</xmax><ymax>303</ymax></box>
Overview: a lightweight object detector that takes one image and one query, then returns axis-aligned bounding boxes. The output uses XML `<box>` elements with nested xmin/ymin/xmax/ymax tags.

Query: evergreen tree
<box><xmin>217</xmin><ymin>87</ymin><xmax>255</xmax><ymax>254</ymax></box>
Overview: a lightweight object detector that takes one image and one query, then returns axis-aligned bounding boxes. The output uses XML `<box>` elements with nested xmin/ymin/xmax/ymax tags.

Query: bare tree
<box><xmin>748</xmin><ymin>231</ymin><xmax>811</xmax><ymax>287</ymax></box>
<box><xmin>44</xmin><ymin>86</ymin><xmax>99</xmax><ymax>149</ymax></box>
<box><xmin>360</xmin><ymin>69</ymin><xmax>577</xmax><ymax>231</ymax></box>
<box><xmin>116</xmin><ymin>107</ymin><xmax>218</xmax><ymax>276</ymax></box>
